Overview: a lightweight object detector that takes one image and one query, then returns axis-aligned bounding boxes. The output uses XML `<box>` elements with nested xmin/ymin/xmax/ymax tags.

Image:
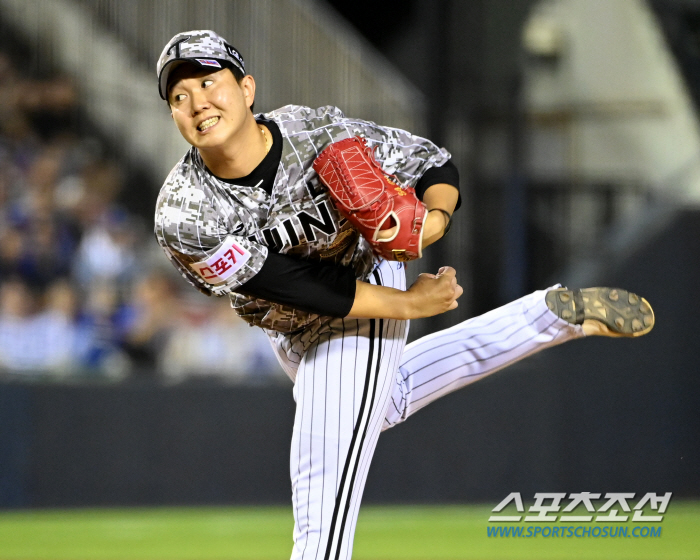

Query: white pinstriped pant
<box><xmin>268</xmin><ymin>260</ymin><xmax>584</xmax><ymax>560</ymax></box>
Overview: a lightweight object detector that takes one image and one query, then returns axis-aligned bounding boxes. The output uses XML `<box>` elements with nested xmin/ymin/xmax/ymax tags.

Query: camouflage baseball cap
<box><xmin>157</xmin><ymin>30</ymin><xmax>246</xmax><ymax>100</ymax></box>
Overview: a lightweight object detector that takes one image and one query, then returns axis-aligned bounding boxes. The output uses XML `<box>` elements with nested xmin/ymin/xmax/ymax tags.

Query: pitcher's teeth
<box><xmin>199</xmin><ymin>117</ymin><xmax>219</xmax><ymax>131</ymax></box>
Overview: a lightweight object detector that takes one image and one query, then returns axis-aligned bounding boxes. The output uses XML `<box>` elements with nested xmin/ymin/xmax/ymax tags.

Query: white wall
<box><xmin>524</xmin><ymin>0</ymin><xmax>700</xmax><ymax>202</ymax></box>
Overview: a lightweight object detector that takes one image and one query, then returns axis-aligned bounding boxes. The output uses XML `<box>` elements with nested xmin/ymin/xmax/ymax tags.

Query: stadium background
<box><xmin>0</xmin><ymin>0</ymin><xmax>698</xmax><ymax>558</ymax></box>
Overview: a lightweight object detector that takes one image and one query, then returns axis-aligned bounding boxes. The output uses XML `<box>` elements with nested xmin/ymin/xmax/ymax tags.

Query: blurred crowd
<box><xmin>0</xmin><ymin>52</ymin><xmax>281</xmax><ymax>382</ymax></box>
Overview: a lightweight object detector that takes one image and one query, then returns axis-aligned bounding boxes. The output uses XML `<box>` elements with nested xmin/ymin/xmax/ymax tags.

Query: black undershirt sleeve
<box><xmin>237</xmin><ymin>251</ymin><xmax>357</xmax><ymax>317</ymax></box>
<box><xmin>414</xmin><ymin>159</ymin><xmax>462</xmax><ymax>210</ymax></box>
<box><xmin>235</xmin><ymin>151</ymin><xmax>458</xmax><ymax>318</ymax></box>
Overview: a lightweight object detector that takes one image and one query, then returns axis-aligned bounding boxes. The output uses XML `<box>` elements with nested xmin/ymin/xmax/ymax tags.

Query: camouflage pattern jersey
<box><xmin>154</xmin><ymin>104</ymin><xmax>451</xmax><ymax>334</ymax></box>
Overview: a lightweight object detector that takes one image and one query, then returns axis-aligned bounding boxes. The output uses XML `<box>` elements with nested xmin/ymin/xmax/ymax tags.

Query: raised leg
<box><xmin>383</xmin><ymin>286</ymin><xmax>583</xmax><ymax>429</ymax></box>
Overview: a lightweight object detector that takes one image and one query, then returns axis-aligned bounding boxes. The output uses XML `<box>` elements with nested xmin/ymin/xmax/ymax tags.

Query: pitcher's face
<box><xmin>168</xmin><ymin>64</ymin><xmax>255</xmax><ymax>151</ymax></box>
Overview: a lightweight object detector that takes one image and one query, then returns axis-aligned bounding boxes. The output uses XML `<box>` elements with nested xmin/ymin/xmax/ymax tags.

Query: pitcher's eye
<box><xmin>202</xmin><ymin>79</ymin><xmax>214</xmax><ymax>88</ymax></box>
<box><xmin>173</xmin><ymin>93</ymin><xmax>186</xmax><ymax>102</ymax></box>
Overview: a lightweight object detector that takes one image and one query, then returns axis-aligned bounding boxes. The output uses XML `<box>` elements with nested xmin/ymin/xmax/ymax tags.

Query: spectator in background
<box><xmin>0</xmin><ymin>226</ymin><xmax>25</xmax><ymax>279</ymax></box>
<box><xmin>73</xmin><ymin>209</ymin><xmax>139</xmax><ymax>287</ymax></box>
<box><xmin>160</xmin><ymin>297</ymin><xmax>280</xmax><ymax>383</ymax></box>
<box><xmin>75</xmin><ymin>280</ymin><xmax>131</xmax><ymax>379</ymax></box>
<box><xmin>0</xmin><ymin>278</ymin><xmax>78</xmax><ymax>375</ymax></box>
<box><xmin>72</xmin><ymin>161</ymin><xmax>140</xmax><ymax>288</ymax></box>
<box><xmin>0</xmin><ymin>279</ymin><xmax>39</xmax><ymax>373</ymax></box>
<box><xmin>11</xmin><ymin>147</ymin><xmax>79</xmax><ymax>288</ymax></box>
<box><xmin>34</xmin><ymin>278</ymin><xmax>80</xmax><ymax>375</ymax></box>
<box><xmin>122</xmin><ymin>272</ymin><xmax>180</xmax><ymax>374</ymax></box>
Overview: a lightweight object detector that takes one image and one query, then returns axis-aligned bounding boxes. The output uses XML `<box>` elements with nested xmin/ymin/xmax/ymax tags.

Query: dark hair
<box><xmin>222</xmin><ymin>62</ymin><xmax>254</xmax><ymax>113</ymax></box>
<box><xmin>226</xmin><ymin>62</ymin><xmax>245</xmax><ymax>83</ymax></box>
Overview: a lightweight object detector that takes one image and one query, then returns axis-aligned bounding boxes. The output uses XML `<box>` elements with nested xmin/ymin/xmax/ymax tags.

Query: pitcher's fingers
<box><xmin>436</xmin><ymin>266</ymin><xmax>456</xmax><ymax>278</ymax></box>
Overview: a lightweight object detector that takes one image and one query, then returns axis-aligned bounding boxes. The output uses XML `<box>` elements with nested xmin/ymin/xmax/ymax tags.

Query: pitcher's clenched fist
<box><xmin>406</xmin><ymin>266</ymin><xmax>463</xmax><ymax>317</ymax></box>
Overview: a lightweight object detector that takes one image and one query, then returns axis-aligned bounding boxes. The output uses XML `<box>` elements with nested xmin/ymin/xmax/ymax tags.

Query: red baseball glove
<box><xmin>312</xmin><ymin>136</ymin><xmax>427</xmax><ymax>262</ymax></box>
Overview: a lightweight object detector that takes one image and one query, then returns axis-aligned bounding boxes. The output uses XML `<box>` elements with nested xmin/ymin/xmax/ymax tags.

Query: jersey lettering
<box><xmin>306</xmin><ymin>180</ymin><xmax>325</xmax><ymax>199</ymax></box>
<box><xmin>261</xmin><ymin>228</ymin><xmax>284</xmax><ymax>251</ymax></box>
<box><xmin>298</xmin><ymin>200</ymin><xmax>336</xmax><ymax>242</ymax></box>
<box><xmin>190</xmin><ymin>236</ymin><xmax>251</xmax><ymax>285</ymax></box>
<box><xmin>257</xmin><ymin>199</ymin><xmax>338</xmax><ymax>249</ymax></box>
<box><xmin>282</xmin><ymin>219</ymin><xmax>300</xmax><ymax>246</ymax></box>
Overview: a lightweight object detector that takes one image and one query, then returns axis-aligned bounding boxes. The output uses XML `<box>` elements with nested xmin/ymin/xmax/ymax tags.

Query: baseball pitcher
<box><xmin>154</xmin><ymin>31</ymin><xmax>654</xmax><ymax>560</ymax></box>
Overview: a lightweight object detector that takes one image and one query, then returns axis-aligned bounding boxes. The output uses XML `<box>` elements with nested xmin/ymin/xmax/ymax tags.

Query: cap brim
<box><xmin>161</xmin><ymin>59</ymin><xmax>211</xmax><ymax>101</ymax></box>
<box><xmin>159</xmin><ymin>59</ymin><xmax>187</xmax><ymax>100</ymax></box>
<box><xmin>159</xmin><ymin>59</ymin><xmax>231</xmax><ymax>101</ymax></box>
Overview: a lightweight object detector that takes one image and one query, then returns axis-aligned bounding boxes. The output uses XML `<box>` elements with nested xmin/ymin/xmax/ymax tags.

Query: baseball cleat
<box><xmin>545</xmin><ymin>287</ymin><xmax>655</xmax><ymax>337</ymax></box>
